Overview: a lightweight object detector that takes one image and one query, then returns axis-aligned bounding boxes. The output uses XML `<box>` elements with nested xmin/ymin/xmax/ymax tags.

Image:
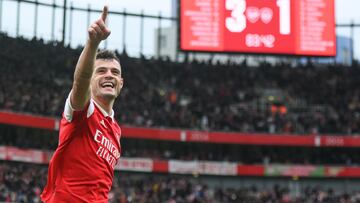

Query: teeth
<box><xmin>102</xmin><ymin>82</ymin><xmax>114</xmax><ymax>88</ymax></box>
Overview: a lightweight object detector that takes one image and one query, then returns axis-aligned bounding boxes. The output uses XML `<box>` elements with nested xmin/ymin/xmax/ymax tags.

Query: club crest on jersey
<box><xmin>115</xmin><ymin>133</ymin><xmax>120</xmax><ymax>140</ymax></box>
<box><xmin>100</xmin><ymin>119</ymin><xmax>107</xmax><ymax>128</ymax></box>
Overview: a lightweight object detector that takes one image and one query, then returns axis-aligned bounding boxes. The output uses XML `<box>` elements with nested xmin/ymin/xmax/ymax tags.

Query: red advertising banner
<box><xmin>180</xmin><ymin>0</ymin><xmax>336</xmax><ymax>56</ymax></box>
<box><xmin>116</xmin><ymin>158</ymin><xmax>154</xmax><ymax>172</ymax></box>
<box><xmin>0</xmin><ymin>111</ymin><xmax>58</xmax><ymax>130</ymax></box>
<box><xmin>265</xmin><ymin>165</ymin><xmax>323</xmax><ymax>177</ymax></box>
<box><xmin>3</xmin><ymin>111</ymin><xmax>360</xmax><ymax>148</ymax></box>
<box><xmin>184</xmin><ymin>131</ymin><xmax>315</xmax><ymax>146</ymax></box>
<box><xmin>169</xmin><ymin>160</ymin><xmax>238</xmax><ymax>176</ymax></box>
<box><xmin>0</xmin><ymin>146</ymin><xmax>6</xmax><ymax>160</ymax></box>
<box><xmin>2</xmin><ymin>146</ymin><xmax>360</xmax><ymax>178</ymax></box>
<box><xmin>168</xmin><ymin>161</ymin><xmax>198</xmax><ymax>174</ymax></box>
<box><xmin>0</xmin><ymin>146</ymin><xmax>45</xmax><ymax>163</ymax></box>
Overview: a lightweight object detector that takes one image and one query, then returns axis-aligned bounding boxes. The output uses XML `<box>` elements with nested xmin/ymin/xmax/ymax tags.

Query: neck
<box><xmin>92</xmin><ymin>96</ymin><xmax>114</xmax><ymax>115</ymax></box>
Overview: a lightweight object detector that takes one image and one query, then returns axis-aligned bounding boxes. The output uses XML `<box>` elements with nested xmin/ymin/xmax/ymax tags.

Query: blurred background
<box><xmin>1</xmin><ymin>0</ymin><xmax>360</xmax><ymax>202</ymax></box>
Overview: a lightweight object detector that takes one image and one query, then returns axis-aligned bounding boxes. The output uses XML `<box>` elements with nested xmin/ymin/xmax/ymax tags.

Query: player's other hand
<box><xmin>88</xmin><ymin>5</ymin><xmax>111</xmax><ymax>45</ymax></box>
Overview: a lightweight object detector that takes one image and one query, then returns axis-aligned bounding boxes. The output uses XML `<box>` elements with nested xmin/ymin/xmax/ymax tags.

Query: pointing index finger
<box><xmin>101</xmin><ymin>5</ymin><xmax>108</xmax><ymax>22</ymax></box>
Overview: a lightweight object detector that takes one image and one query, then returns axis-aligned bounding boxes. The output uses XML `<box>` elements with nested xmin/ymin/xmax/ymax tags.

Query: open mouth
<box><xmin>101</xmin><ymin>82</ymin><xmax>115</xmax><ymax>89</ymax></box>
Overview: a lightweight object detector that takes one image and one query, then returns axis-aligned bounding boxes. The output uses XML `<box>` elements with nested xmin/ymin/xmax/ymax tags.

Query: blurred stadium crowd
<box><xmin>1</xmin><ymin>34</ymin><xmax>360</xmax><ymax>135</ymax></box>
<box><xmin>1</xmin><ymin>161</ymin><xmax>359</xmax><ymax>203</ymax></box>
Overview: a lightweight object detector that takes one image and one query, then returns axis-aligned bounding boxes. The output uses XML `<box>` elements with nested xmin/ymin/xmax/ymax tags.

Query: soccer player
<box><xmin>41</xmin><ymin>5</ymin><xmax>124</xmax><ymax>202</ymax></box>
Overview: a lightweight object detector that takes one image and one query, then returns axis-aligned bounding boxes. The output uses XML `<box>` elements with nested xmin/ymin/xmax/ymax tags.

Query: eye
<box><xmin>112</xmin><ymin>69</ymin><xmax>121</xmax><ymax>75</ymax></box>
<box><xmin>97</xmin><ymin>68</ymin><xmax>106</xmax><ymax>74</ymax></box>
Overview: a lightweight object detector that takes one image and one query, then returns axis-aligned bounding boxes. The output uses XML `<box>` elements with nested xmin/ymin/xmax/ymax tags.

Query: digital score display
<box><xmin>180</xmin><ymin>0</ymin><xmax>336</xmax><ymax>56</ymax></box>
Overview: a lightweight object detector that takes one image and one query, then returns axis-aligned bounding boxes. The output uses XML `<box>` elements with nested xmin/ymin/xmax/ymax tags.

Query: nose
<box><xmin>104</xmin><ymin>69</ymin><xmax>115</xmax><ymax>78</ymax></box>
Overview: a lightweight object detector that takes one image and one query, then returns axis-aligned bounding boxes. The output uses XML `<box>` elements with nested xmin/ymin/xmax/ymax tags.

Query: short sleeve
<box><xmin>63</xmin><ymin>91</ymin><xmax>94</xmax><ymax>122</ymax></box>
<box><xmin>64</xmin><ymin>91</ymin><xmax>76</xmax><ymax>122</ymax></box>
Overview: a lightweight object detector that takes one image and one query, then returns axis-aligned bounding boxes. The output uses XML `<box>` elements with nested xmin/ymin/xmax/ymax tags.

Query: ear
<box><xmin>119</xmin><ymin>78</ymin><xmax>124</xmax><ymax>89</ymax></box>
<box><xmin>117</xmin><ymin>78</ymin><xmax>124</xmax><ymax>96</ymax></box>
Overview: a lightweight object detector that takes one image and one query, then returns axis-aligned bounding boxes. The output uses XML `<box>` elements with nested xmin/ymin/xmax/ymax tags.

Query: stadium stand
<box><xmin>1</xmin><ymin>34</ymin><xmax>360</xmax><ymax>135</ymax></box>
<box><xmin>1</xmin><ymin>161</ymin><xmax>359</xmax><ymax>203</ymax></box>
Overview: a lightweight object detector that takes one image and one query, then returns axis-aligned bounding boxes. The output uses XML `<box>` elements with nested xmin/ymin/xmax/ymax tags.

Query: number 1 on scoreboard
<box><xmin>277</xmin><ymin>0</ymin><xmax>290</xmax><ymax>35</ymax></box>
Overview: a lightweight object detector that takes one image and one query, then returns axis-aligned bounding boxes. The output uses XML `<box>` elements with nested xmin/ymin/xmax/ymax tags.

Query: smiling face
<box><xmin>90</xmin><ymin>59</ymin><xmax>123</xmax><ymax>102</ymax></box>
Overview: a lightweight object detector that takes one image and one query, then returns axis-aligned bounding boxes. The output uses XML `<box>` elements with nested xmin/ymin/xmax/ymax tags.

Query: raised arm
<box><xmin>70</xmin><ymin>6</ymin><xmax>111</xmax><ymax>110</ymax></box>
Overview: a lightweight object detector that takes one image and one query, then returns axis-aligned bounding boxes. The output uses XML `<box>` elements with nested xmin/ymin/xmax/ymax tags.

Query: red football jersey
<box><xmin>41</xmin><ymin>93</ymin><xmax>122</xmax><ymax>203</ymax></box>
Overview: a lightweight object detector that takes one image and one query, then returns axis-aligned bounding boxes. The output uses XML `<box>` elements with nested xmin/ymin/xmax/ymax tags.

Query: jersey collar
<box><xmin>92</xmin><ymin>99</ymin><xmax>115</xmax><ymax>122</ymax></box>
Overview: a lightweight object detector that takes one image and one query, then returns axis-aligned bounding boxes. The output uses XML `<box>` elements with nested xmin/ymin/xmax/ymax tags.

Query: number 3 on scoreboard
<box><xmin>226</xmin><ymin>0</ymin><xmax>290</xmax><ymax>35</ymax></box>
<box><xmin>226</xmin><ymin>0</ymin><xmax>246</xmax><ymax>33</ymax></box>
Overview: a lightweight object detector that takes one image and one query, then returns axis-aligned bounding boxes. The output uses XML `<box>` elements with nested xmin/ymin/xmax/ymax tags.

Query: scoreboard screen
<box><xmin>180</xmin><ymin>0</ymin><xmax>336</xmax><ymax>56</ymax></box>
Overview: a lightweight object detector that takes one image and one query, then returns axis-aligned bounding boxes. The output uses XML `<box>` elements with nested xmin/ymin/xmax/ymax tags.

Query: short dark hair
<box><xmin>96</xmin><ymin>49</ymin><xmax>120</xmax><ymax>64</ymax></box>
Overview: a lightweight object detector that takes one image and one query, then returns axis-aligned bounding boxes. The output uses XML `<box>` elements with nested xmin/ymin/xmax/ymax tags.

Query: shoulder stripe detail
<box><xmin>87</xmin><ymin>100</ymin><xmax>95</xmax><ymax>118</ymax></box>
<box><xmin>64</xmin><ymin>92</ymin><xmax>74</xmax><ymax>122</ymax></box>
